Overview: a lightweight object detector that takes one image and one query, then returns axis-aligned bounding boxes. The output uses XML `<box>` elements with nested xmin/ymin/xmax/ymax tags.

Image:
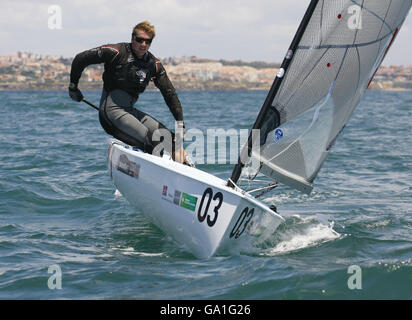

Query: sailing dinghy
<box><xmin>107</xmin><ymin>0</ymin><xmax>411</xmax><ymax>258</ymax></box>
<box><xmin>108</xmin><ymin>140</ymin><xmax>284</xmax><ymax>258</ymax></box>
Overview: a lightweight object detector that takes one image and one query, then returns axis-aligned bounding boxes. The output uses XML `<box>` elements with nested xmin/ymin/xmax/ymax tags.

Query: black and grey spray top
<box><xmin>70</xmin><ymin>42</ymin><xmax>183</xmax><ymax>121</ymax></box>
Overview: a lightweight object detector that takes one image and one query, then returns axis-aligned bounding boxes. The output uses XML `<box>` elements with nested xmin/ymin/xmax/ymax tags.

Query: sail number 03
<box><xmin>230</xmin><ymin>207</ymin><xmax>254</xmax><ymax>239</ymax></box>
<box><xmin>198</xmin><ymin>188</ymin><xmax>223</xmax><ymax>227</ymax></box>
<box><xmin>197</xmin><ymin>188</ymin><xmax>255</xmax><ymax>238</ymax></box>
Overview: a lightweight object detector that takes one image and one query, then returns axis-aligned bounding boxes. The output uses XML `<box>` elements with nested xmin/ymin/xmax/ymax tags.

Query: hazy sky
<box><xmin>1</xmin><ymin>0</ymin><xmax>411</xmax><ymax>65</ymax></box>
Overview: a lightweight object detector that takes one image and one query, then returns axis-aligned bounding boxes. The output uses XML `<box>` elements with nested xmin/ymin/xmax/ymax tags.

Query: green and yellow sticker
<box><xmin>180</xmin><ymin>193</ymin><xmax>198</xmax><ymax>211</ymax></box>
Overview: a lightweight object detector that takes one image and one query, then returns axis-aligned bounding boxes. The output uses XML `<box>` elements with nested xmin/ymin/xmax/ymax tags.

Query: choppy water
<box><xmin>0</xmin><ymin>89</ymin><xmax>411</xmax><ymax>299</ymax></box>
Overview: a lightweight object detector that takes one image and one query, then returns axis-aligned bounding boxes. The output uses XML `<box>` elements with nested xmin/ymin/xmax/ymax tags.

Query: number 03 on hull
<box><xmin>108</xmin><ymin>140</ymin><xmax>284</xmax><ymax>259</ymax></box>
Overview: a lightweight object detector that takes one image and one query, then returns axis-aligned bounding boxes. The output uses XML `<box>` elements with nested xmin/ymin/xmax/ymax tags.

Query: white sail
<box><xmin>244</xmin><ymin>0</ymin><xmax>411</xmax><ymax>194</ymax></box>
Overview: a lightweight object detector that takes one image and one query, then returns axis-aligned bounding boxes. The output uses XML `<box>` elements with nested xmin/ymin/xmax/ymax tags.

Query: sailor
<box><xmin>68</xmin><ymin>21</ymin><xmax>188</xmax><ymax>163</ymax></box>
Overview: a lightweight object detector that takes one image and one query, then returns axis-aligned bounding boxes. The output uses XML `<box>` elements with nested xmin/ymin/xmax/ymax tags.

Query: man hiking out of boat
<box><xmin>68</xmin><ymin>21</ymin><xmax>189</xmax><ymax>164</ymax></box>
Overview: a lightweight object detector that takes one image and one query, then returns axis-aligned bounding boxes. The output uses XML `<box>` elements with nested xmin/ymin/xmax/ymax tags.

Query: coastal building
<box><xmin>0</xmin><ymin>53</ymin><xmax>410</xmax><ymax>91</ymax></box>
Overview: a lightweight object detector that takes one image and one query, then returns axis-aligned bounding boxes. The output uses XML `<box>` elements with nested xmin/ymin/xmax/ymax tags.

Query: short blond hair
<box><xmin>133</xmin><ymin>21</ymin><xmax>155</xmax><ymax>38</ymax></box>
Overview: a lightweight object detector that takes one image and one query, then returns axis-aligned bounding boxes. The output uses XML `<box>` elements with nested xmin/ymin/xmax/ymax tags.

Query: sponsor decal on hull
<box><xmin>161</xmin><ymin>185</ymin><xmax>198</xmax><ymax>212</ymax></box>
<box><xmin>180</xmin><ymin>193</ymin><xmax>198</xmax><ymax>211</ymax></box>
<box><xmin>116</xmin><ymin>154</ymin><xmax>140</xmax><ymax>178</ymax></box>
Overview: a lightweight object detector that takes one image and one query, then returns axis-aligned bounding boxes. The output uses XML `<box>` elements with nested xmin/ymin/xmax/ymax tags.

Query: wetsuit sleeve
<box><xmin>153</xmin><ymin>61</ymin><xmax>183</xmax><ymax>121</ymax></box>
<box><xmin>70</xmin><ymin>45</ymin><xmax>121</xmax><ymax>85</ymax></box>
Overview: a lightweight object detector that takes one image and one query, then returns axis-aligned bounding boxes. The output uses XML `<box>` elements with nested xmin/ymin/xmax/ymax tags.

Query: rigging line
<box><xmin>252</xmin><ymin>184</ymin><xmax>279</xmax><ymax>199</ymax></box>
<box><xmin>350</xmin><ymin>0</ymin><xmax>393</xmax><ymax>33</ymax></box>
<box><xmin>256</xmin><ymin>185</ymin><xmax>279</xmax><ymax>198</ymax></box>
<box><xmin>226</xmin><ymin>178</ymin><xmax>242</xmax><ymax>192</ymax></box>
<box><xmin>241</xmin><ymin>178</ymin><xmax>269</xmax><ymax>183</ymax></box>
<box><xmin>245</xmin><ymin>183</ymin><xmax>279</xmax><ymax>194</ymax></box>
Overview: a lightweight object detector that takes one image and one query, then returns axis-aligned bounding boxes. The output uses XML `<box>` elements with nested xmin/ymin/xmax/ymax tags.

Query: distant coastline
<box><xmin>1</xmin><ymin>52</ymin><xmax>411</xmax><ymax>91</ymax></box>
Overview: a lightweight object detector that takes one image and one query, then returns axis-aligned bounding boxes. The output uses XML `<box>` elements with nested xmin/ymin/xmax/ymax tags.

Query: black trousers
<box><xmin>98</xmin><ymin>89</ymin><xmax>175</xmax><ymax>155</ymax></box>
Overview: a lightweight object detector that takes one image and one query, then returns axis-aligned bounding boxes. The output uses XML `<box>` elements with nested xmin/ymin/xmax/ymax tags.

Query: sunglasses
<box><xmin>132</xmin><ymin>33</ymin><xmax>153</xmax><ymax>44</ymax></box>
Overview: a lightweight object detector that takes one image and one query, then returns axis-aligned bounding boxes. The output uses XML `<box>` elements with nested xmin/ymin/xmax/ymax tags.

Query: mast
<box><xmin>227</xmin><ymin>0</ymin><xmax>319</xmax><ymax>187</ymax></box>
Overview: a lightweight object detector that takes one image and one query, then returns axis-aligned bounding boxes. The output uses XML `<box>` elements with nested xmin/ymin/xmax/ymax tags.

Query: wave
<box><xmin>257</xmin><ymin>214</ymin><xmax>342</xmax><ymax>256</ymax></box>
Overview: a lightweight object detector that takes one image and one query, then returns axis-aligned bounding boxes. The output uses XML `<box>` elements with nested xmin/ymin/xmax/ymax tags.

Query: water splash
<box><xmin>114</xmin><ymin>189</ymin><xmax>123</xmax><ymax>198</ymax></box>
<box><xmin>258</xmin><ymin>215</ymin><xmax>341</xmax><ymax>256</ymax></box>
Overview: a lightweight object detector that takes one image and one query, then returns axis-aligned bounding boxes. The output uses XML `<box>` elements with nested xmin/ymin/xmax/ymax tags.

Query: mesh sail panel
<box><xmin>253</xmin><ymin>0</ymin><xmax>411</xmax><ymax>194</ymax></box>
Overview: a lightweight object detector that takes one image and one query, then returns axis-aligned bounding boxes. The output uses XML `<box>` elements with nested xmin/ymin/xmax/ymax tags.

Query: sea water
<box><xmin>0</xmin><ymin>89</ymin><xmax>411</xmax><ymax>299</ymax></box>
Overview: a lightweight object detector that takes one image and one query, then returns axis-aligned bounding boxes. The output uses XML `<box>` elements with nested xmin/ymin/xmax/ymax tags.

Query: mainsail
<box><xmin>229</xmin><ymin>0</ymin><xmax>411</xmax><ymax>194</ymax></box>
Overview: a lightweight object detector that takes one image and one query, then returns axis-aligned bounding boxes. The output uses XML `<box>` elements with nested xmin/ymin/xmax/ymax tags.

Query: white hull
<box><xmin>107</xmin><ymin>140</ymin><xmax>284</xmax><ymax>259</ymax></box>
